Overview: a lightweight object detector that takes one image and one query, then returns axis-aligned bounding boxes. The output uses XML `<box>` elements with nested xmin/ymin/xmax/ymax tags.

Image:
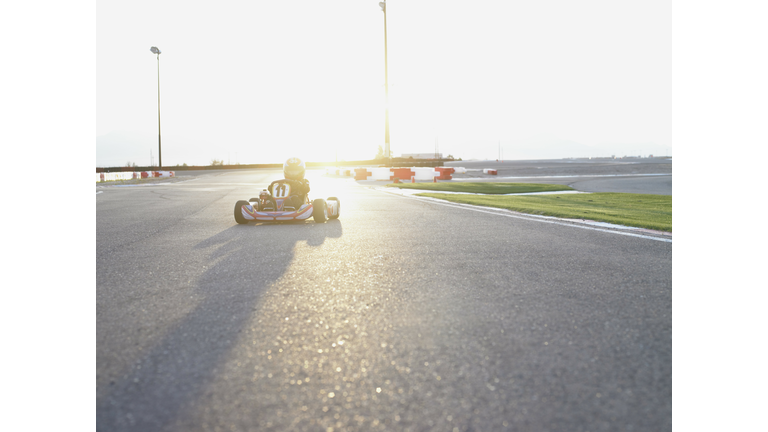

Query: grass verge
<box><xmin>417</xmin><ymin>192</ymin><xmax>672</xmax><ymax>232</ymax></box>
<box><xmin>386</xmin><ymin>182</ymin><xmax>574</xmax><ymax>194</ymax></box>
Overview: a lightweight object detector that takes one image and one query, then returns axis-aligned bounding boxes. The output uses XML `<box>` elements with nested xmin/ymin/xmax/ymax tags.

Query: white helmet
<box><xmin>283</xmin><ymin>157</ymin><xmax>306</xmax><ymax>180</ymax></box>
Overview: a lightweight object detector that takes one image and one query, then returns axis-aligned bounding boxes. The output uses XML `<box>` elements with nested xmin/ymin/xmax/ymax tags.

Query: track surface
<box><xmin>445</xmin><ymin>157</ymin><xmax>672</xmax><ymax>196</ymax></box>
<box><xmin>97</xmin><ymin>163</ymin><xmax>672</xmax><ymax>431</ymax></box>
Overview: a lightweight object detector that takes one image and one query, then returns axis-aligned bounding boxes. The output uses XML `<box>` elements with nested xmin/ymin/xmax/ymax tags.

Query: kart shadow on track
<box><xmin>96</xmin><ymin>220</ymin><xmax>343</xmax><ymax>431</ymax></box>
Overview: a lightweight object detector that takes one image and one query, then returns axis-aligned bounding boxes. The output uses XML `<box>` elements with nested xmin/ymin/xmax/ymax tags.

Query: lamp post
<box><xmin>150</xmin><ymin>46</ymin><xmax>162</xmax><ymax>168</ymax></box>
<box><xmin>379</xmin><ymin>1</ymin><xmax>390</xmax><ymax>165</ymax></box>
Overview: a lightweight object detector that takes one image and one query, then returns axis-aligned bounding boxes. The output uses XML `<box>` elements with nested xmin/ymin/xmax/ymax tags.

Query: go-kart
<box><xmin>234</xmin><ymin>179</ymin><xmax>340</xmax><ymax>224</ymax></box>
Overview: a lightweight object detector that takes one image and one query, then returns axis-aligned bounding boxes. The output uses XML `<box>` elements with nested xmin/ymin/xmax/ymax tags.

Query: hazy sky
<box><xmin>97</xmin><ymin>0</ymin><xmax>671</xmax><ymax>166</ymax></box>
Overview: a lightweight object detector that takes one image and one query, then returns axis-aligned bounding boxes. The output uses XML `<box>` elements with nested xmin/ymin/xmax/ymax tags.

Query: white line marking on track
<box><xmin>376</xmin><ymin>188</ymin><xmax>672</xmax><ymax>243</ymax></box>
<box><xmin>377</xmin><ymin>187</ymin><xmax>589</xmax><ymax>196</ymax></box>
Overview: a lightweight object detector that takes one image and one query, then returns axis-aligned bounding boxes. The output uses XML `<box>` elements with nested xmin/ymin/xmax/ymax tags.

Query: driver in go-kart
<box><xmin>265</xmin><ymin>157</ymin><xmax>310</xmax><ymax>211</ymax></box>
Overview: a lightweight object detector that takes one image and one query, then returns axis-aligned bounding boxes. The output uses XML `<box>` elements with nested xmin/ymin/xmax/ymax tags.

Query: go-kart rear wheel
<box><xmin>312</xmin><ymin>199</ymin><xmax>328</xmax><ymax>223</ymax></box>
<box><xmin>327</xmin><ymin>197</ymin><xmax>340</xmax><ymax>219</ymax></box>
<box><xmin>234</xmin><ymin>200</ymin><xmax>249</xmax><ymax>224</ymax></box>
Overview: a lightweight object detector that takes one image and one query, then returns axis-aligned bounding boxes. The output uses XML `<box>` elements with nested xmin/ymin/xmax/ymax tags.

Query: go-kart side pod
<box><xmin>312</xmin><ymin>199</ymin><xmax>327</xmax><ymax>223</ymax></box>
<box><xmin>235</xmin><ymin>200</ymin><xmax>314</xmax><ymax>223</ymax></box>
<box><xmin>326</xmin><ymin>197</ymin><xmax>340</xmax><ymax>219</ymax></box>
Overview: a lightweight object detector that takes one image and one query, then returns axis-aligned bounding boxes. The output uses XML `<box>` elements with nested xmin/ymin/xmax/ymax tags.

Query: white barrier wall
<box><xmin>350</xmin><ymin>167</ymin><xmax>455</xmax><ymax>181</ymax></box>
<box><xmin>411</xmin><ymin>167</ymin><xmax>438</xmax><ymax>180</ymax></box>
<box><xmin>325</xmin><ymin>167</ymin><xmax>464</xmax><ymax>182</ymax></box>
<box><xmin>369</xmin><ymin>167</ymin><xmax>394</xmax><ymax>181</ymax></box>
<box><xmin>326</xmin><ymin>168</ymin><xmax>354</xmax><ymax>177</ymax></box>
<box><xmin>96</xmin><ymin>171</ymin><xmax>175</xmax><ymax>182</ymax></box>
<box><xmin>100</xmin><ymin>172</ymin><xmax>134</xmax><ymax>181</ymax></box>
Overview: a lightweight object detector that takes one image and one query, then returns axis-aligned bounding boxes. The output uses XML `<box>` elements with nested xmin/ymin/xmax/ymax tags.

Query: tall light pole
<box><xmin>150</xmin><ymin>46</ymin><xmax>162</xmax><ymax>168</ymax></box>
<box><xmin>379</xmin><ymin>1</ymin><xmax>390</xmax><ymax>164</ymax></box>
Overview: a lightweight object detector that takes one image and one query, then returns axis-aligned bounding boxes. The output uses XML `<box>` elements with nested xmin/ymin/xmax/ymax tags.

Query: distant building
<box><xmin>401</xmin><ymin>153</ymin><xmax>443</xmax><ymax>159</ymax></box>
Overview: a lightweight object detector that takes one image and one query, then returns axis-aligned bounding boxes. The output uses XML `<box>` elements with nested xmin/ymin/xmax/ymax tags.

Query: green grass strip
<box><xmin>386</xmin><ymin>182</ymin><xmax>574</xmax><ymax>194</ymax></box>
<box><xmin>417</xmin><ymin>192</ymin><xmax>672</xmax><ymax>232</ymax></box>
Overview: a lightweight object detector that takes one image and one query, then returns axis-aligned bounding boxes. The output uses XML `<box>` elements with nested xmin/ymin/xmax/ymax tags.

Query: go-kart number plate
<box><xmin>271</xmin><ymin>182</ymin><xmax>291</xmax><ymax>198</ymax></box>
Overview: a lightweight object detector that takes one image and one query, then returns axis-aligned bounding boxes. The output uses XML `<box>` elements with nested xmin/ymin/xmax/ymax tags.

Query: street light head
<box><xmin>150</xmin><ymin>46</ymin><xmax>161</xmax><ymax>55</ymax></box>
<box><xmin>379</xmin><ymin>2</ymin><xmax>385</xmax><ymax>11</ymax></box>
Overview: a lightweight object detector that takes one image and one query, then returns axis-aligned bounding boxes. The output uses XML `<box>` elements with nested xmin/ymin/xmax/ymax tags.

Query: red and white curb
<box><xmin>375</xmin><ymin>187</ymin><xmax>671</xmax><ymax>243</ymax></box>
<box><xmin>375</xmin><ymin>186</ymin><xmax>589</xmax><ymax>197</ymax></box>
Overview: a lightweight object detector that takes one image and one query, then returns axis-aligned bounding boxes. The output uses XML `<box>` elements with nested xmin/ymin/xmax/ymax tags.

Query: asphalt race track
<box><xmin>445</xmin><ymin>157</ymin><xmax>672</xmax><ymax>196</ymax></box>
<box><xmin>96</xmin><ymin>159</ymin><xmax>672</xmax><ymax>431</ymax></box>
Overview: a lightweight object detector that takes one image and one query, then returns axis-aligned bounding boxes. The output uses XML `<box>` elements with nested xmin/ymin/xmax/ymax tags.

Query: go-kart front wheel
<box><xmin>312</xmin><ymin>199</ymin><xmax>328</xmax><ymax>223</ymax></box>
<box><xmin>234</xmin><ymin>200</ymin><xmax>249</xmax><ymax>224</ymax></box>
<box><xmin>327</xmin><ymin>197</ymin><xmax>340</xmax><ymax>219</ymax></box>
